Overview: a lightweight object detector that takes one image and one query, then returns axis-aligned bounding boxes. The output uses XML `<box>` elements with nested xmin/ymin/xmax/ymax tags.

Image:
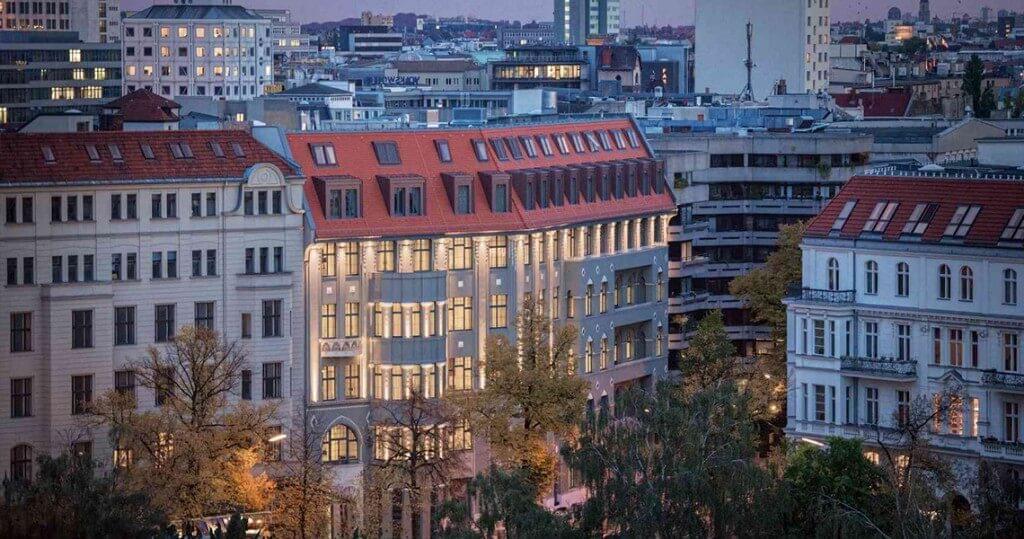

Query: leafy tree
<box><xmin>979</xmin><ymin>87</ymin><xmax>997</xmax><ymax>119</ymax></box>
<box><xmin>963</xmin><ymin>54</ymin><xmax>991</xmax><ymax>117</ymax></box>
<box><xmin>270</xmin><ymin>417</ymin><xmax>346</xmax><ymax>539</ymax></box>
<box><xmin>0</xmin><ymin>454</ymin><xmax>167</xmax><ymax>538</ymax></box>
<box><xmin>451</xmin><ymin>297</ymin><xmax>588</xmax><ymax>493</ymax></box>
<box><xmin>677</xmin><ymin>309</ymin><xmax>737</xmax><ymax>396</ymax></box>
<box><xmin>90</xmin><ymin>325</ymin><xmax>279</xmax><ymax>521</ymax></box>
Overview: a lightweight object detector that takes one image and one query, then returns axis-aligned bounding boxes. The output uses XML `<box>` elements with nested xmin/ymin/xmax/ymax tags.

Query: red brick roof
<box><xmin>0</xmin><ymin>130</ymin><xmax>300</xmax><ymax>184</ymax></box>
<box><xmin>104</xmin><ymin>89</ymin><xmax>181</xmax><ymax>123</ymax></box>
<box><xmin>832</xmin><ymin>91</ymin><xmax>913</xmax><ymax>117</ymax></box>
<box><xmin>806</xmin><ymin>175</ymin><xmax>1024</xmax><ymax>247</ymax></box>
<box><xmin>286</xmin><ymin>119</ymin><xmax>676</xmax><ymax>239</ymax></box>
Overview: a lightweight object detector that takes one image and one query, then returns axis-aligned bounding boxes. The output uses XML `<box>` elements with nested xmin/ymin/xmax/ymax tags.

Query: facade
<box><xmin>490</xmin><ymin>46</ymin><xmax>590</xmax><ymax>90</ymax></box>
<box><xmin>553</xmin><ymin>0</ymin><xmax>620</xmax><ymax>45</ymax></box>
<box><xmin>648</xmin><ymin>130</ymin><xmax>872</xmax><ymax>362</ymax></box>
<box><xmin>497</xmin><ymin>25</ymin><xmax>556</xmax><ymax>48</ymax></box>
<box><xmin>120</xmin><ymin>4</ymin><xmax>273</xmax><ymax>100</ymax></box>
<box><xmin>0</xmin><ymin>130</ymin><xmax>305</xmax><ymax>479</ymax></box>
<box><xmin>694</xmin><ymin>0</ymin><xmax>829</xmax><ymax>95</ymax></box>
<box><xmin>388</xmin><ymin>60</ymin><xmax>486</xmax><ymax>91</ymax></box>
<box><xmin>785</xmin><ymin>174</ymin><xmax>1024</xmax><ymax>484</ymax></box>
<box><xmin>284</xmin><ymin>117</ymin><xmax>674</xmax><ymax>533</ymax></box>
<box><xmin>0</xmin><ymin>31</ymin><xmax>121</xmax><ymax>126</ymax></box>
<box><xmin>251</xmin><ymin>9</ymin><xmax>317</xmax><ymax>81</ymax></box>
<box><xmin>1</xmin><ymin>0</ymin><xmax>119</xmax><ymax>43</ymax></box>
<box><xmin>328</xmin><ymin>26</ymin><xmax>402</xmax><ymax>57</ymax></box>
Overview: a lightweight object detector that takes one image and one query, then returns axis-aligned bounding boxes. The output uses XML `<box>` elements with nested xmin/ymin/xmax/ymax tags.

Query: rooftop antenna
<box><xmin>739</xmin><ymin>21</ymin><xmax>755</xmax><ymax>101</ymax></box>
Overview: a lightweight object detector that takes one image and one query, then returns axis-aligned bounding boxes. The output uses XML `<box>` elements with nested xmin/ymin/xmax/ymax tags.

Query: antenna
<box><xmin>739</xmin><ymin>21</ymin><xmax>754</xmax><ymax>101</ymax></box>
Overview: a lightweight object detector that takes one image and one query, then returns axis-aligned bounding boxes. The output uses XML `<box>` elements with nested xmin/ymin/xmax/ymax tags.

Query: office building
<box><xmin>498</xmin><ymin>24</ymin><xmax>556</xmax><ymax>48</ymax></box>
<box><xmin>1</xmin><ymin>0</ymin><xmax>119</xmax><ymax>43</ymax></box>
<box><xmin>786</xmin><ymin>173</ymin><xmax>1024</xmax><ymax>478</ymax></box>
<box><xmin>328</xmin><ymin>25</ymin><xmax>403</xmax><ymax>57</ymax></box>
<box><xmin>553</xmin><ymin>0</ymin><xmax>620</xmax><ymax>45</ymax></box>
<box><xmin>120</xmin><ymin>3</ymin><xmax>273</xmax><ymax>100</ymax></box>
<box><xmin>284</xmin><ymin>116</ymin><xmax>674</xmax><ymax>535</ymax></box>
<box><xmin>490</xmin><ymin>46</ymin><xmax>590</xmax><ymax>90</ymax></box>
<box><xmin>0</xmin><ymin>130</ymin><xmax>305</xmax><ymax>479</ymax></box>
<box><xmin>0</xmin><ymin>31</ymin><xmax>121</xmax><ymax>126</ymax></box>
<box><xmin>252</xmin><ymin>9</ymin><xmax>316</xmax><ymax>81</ymax></box>
<box><xmin>694</xmin><ymin>0</ymin><xmax>829</xmax><ymax>95</ymax></box>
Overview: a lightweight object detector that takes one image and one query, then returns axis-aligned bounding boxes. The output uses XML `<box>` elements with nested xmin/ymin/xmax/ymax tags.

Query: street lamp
<box><xmin>268</xmin><ymin>433</ymin><xmax>288</xmax><ymax>443</ymax></box>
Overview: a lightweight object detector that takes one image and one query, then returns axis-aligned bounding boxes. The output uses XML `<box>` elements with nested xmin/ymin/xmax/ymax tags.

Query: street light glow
<box><xmin>267</xmin><ymin>433</ymin><xmax>287</xmax><ymax>443</ymax></box>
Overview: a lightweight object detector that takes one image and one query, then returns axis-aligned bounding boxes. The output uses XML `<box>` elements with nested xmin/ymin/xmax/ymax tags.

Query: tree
<box><xmin>969</xmin><ymin>459</ymin><xmax>1024</xmax><ymax>536</ymax></box>
<box><xmin>90</xmin><ymin>325</ymin><xmax>279</xmax><ymax>521</ymax></box>
<box><xmin>563</xmin><ymin>382</ymin><xmax>790</xmax><ymax>537</ymax></box>
<box><xmin>963</xmin><ymin>54</ymin><xmax>991</xmax><ymax>117</ymax></box>
<box><xmin>676</xmin><ymin>309</ymin><xmax>737</xmax><ymax>396</ymax></box>
<box><xmin>0</xmin><ymin>453</ymin><xmax>167</xmax><ymax>538</ymax></box>
<box><xmin>270</xmin><ymin>417</ymin><xmax>346</xmax><ymax>539</ymax></box>
<box><xmin>451</xmin><ymin>297</ymin><xmax>588</xmax><ymax>493</ymax></box>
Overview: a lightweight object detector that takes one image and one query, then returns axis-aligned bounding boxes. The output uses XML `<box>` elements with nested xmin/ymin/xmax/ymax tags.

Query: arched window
<box><xmin>865</xmin><ymin>260</ymin><xmax>878</xmax><ymax>295</ymax></box>
<box><xmin>938</xmin><ymin>264</ymin><xmax>951</xmax><ymax>300</ymax></box>
<box><xmin>960</xmin><ymin>266</ymin><xmax>974</xmax><ymax>301</ymax></box>
<box><xmin>321</xmin><ymin>424</ymin><xmax>359</xmax><ymax>464</ymax></box>
<box><xmin>827</xmin><ymin>258</ymin><xmax>840</xmax><ymax>291</ymax></box>
<box><xmin>1006</xmin><ymin>269</ymin><xmax>1019</xmax><ymax>306</ymax></box>
<box><xmin>896</xmin><ymin>262</ymin><xmax>910</xmax><ymax>297</ymax></box>
<box><xmin>10</xmin><ymin>444</ymin><xmax>32</xmax><ymax>481</ymax></box>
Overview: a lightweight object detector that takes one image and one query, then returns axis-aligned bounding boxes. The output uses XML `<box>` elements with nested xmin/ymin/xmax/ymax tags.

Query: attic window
<box><xmin>901</xmin><ymin>203</ymin><xmax>938</xmax><ymax>235</ymax></box>
<box><xmin>231</xmin><ymin>142</ymin><xmax>245</xmax><ymax>157</ymax></box>
<box><xmin>862</xmin><ymin>201</ymin><xmax>898</xmax><ymax>233</ymax></box>
<box><xmin>372</xmin><ymin>141</ymin><xmax>400</xmax><ymax>165</ymax></box>
<box><xmin>41</xmin><ymin>145</ymin><xmax>55</xmax><ymax>164</ymax></box>
<box><xmin>520</xmin><ymin>136</ymin><xmax>537</xmax><ymax>158</ymax></box>
<box><xmin>583</xmin><ymin>131</ymin><xmax>600</xmax><ymax>152</ymax></box>
<box><xmin>536</xmin><ymin>135</ymin><xmax>553</xmax><ymax>156</ymax></box>
<box><xmin>140</xmin><ymin>143</ymin><xmax>155</xmax><ymax>160</ymax></box>
<box><xmin>943</xmin><ymin>205</ymin><xmax>981</xmax><ymax>238</ymax></box>
<box><xmin>471</xmin><ymin>139</ymin><xmax>489</xmax><ymax>162</ymax></box>
<box><xmin>504</xmin><ymin>137</ymin><xmax>523</xmax><ymax>160</ymax></box>
<box><xmin>85</xmin><ymin>144</ymin><xmax>100</xmax><ymax>162</ymax></box>
<box><xmin>570</xmin><ymin>132</ymin><xmax>586</xmax><ymax>153</ymax></box>
<box><xmin>1001</xmin><ymin>208</ymin><xmax>1024</xmax><ymax>241</ymax></box>
<box><xmin>625</xmin><ymin>129</ymin><xmax>640</xmax><ymax>148</ymax></box>
<box><xmin>168</xmin><ymin>142</ymin><xmax>193</xmax><ymax>159</ymax></box>
<box><xmin>612</xmin><ymin>130</ymin><xmax>627</xmax><ymax>149</ymax></box>
<box><xmin>553</xmin><ymin>134</ymin><xmax>570</xmax><ymax>155</ymax></box>
<box><xmin>598</xmin><ymin>130</ymin><xmax>613</xmax><ymax>150</ymax></box>
<box><xmin>209</xmin><ymin>141</ymin><xmax>225</xmax><ymax>158</ymax></box>
<box><xmin>108</xmin><ymin>144</ymin><xmax>123</xmax><ymax>162</ymax></box>
<box><xmin>434</xmin><ymin>139</ymin><xmax>452</xmax><ymax>163</ymax></box>
<box><xmin>489</xmin><ymin>138</ymin><xmax>509</xmax><ymax>161</ymax></box>
<box><xmin>310</xmin><ymin>143</ymin><xmax>337</xmax><ymax>166</ymax></box>
<box><xmin>830</xmin><ymin>200</ymin><xmax>856</xmax><ymax>231</ymax></box>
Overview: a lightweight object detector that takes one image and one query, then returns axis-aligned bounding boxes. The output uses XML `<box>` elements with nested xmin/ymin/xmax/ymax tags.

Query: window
<box><xmin>864</xmin><ymin>321</ymin><xmax>878</xmax><ymax>359</ymax></box>
<box><xmin>1005</xmin><ymin>269</ymin><xmax>1019</xmax><ymax>305</ymax></box>
<box><xmin>812</xmin><ymin>320</ymin><xmax>825</xmax><ymax>355</ymax></box>
<box><xmin>434</xmin><ymin>139</ymin><xmax>452</xmax><ymax>162</ymax></box>
<box><xmin>11</xmin><ymin>378</ymin><xmax>31</xmax><ymax>418</ymax></box>
<box><xmin>449</xmin><ymin>238</ymin><xmax>473</xmax><ymax>270</ymax></box>
<box><xmin>390</xmin><ymin>305</ymin><xmax>403</xmax><ymax>338</ymax></box>
<box><xmin>897</xmin><ymin>323</ymin><xmax>911</xmax><ymax>361</ymax></box>
<box><xmin>949</xmin><ymin>329</ymin><xmax>964</xmax><ymax>367</ymax></box>
<box><xmin>448</xmin><ymin>297</ymin><xmax>472</xmax><ymax>331</ymax></box>
<box><xmin>322</xmin><ymin>424</ymin><xmax>359</xmax><ymax>463</ymax></box>
<box><xmin>959</xmin><ymin>266</ymin><xmax>974</xmax><ymax>301</ymax></box>
<box><xmin>944</xmin><ymin>205</ymin><xmax>982</xmax><ymax>238</ymax></box>
<box><xmin>345</xmin><ymin>363</ymin><xmax>360</xmax><ymax>398</ymax></box>
<box><xmin>1001</xmin><ymin>208</ymin><xmax>1024</xmax><ymax>241</ymax></box>
<box><xmin>536</xmin><ymin>135</ymin><xmax>553</xmax><ymax>156</ymax></box>
<box><xmin>71</xmin><ymin>375</ymin><xmax>92</xmax><ymax>414</ymax></box>
<box><xmin>194</xmin><ymin>302</ymin><xmax>214</xmax><ymax>329</ymax></box>
<box><xmin>488</xmin><ymin>236</ymin><xmax>508</xmax><ymax>268</ymax></box>
<box><xmin>600</xmin><ymin>282</ymin><xmax>609</xmax><ymax>313</ymax></box>
<box><xmin>412</xmin><ymin>239</ymin><xmax>432</xmax><ymax>272</ymax></box>
<box><xmin>897</xmin><ymin>390</ymin><xmax>911</xmax><ymax>426</ymax></box>
<box><xmin>342</xmin><ymin>302</ymin><xmax>361</xmax><ymax>338</ymax></box>
<box><xmin>1006</xmin><ymin>402</ymin><xmax>1020</xmax><ymax>443</ymax></box>
<box><xmin>115</xmin><ymin>370</ymin><xmax>135</xmax><ymax>400</ymax></box>
<box><xmin>377</xmin><ymin>241</ymin><xmax>395</xmax><ymax>272</ymax></box>
<box><xmin>862</xmin><ymin>201</ymin><xmax>898</xmax><ymax>233</ymax></box>
<box><xmin>865</xmin><ymin>260</ymin><xmax>878</xmax><ymax>295</ymax></box>
<box><xmin>114</xmin><ymin>306</ymin><xmax>135</xmax><ymax>346</ymax></box>
<box><xmin>155</xmin><ymin>304</ymin><xmax>175</xmax><ymax>342</ymax></box>
<box><xmin>1005</xmin><ymin>333</ymin><xmax>1020</xmax><ymax>372</ymax></box>
<box><xmin>11</xmin><ymin>445</ymin><xmax>32</xmax><ymax>481</ymax></box>
<box><xmin>489</xmin><ymin>138</ymin><xmax>509</xmax><ymax>161</ymax></box>
<box><xmin>263</xmin><ymin>362</ymin><xmax>282</xmax><ymax>399</ymax></box>
<box><xmin>471</xmin><ymin>139</ymin><xmax>489</xmax><ymax>161</ymax></box>
<box><xmin>448</xmin><ymin>357</ymin><xmax>472</xmax><ymax>391</ymax></box>
<box><xmin>72</xmin><ymin>310</ymin><xmax>92</xmax><ymax>348</ymax></box>
<box><xmin>865</xmin><ymin>387</ymin><xmax>879</xmax><ymax>425</ymax></box>
<box><xmin>240</xmin><ymin>370</ymin><xmax>252</xmax><ymax>400</ymax></box>
<box><xmin>10</xmin><ymin>312</ymin><xmax>31</xmax><ymax>352</ymax></box>
<box><xmin>938</xmin><ymin>264</ymin><xmax>952</xmax><ymax>300</ymax></box>
<box><xmin>901</xmin><ymin>203</ymin><xmax>938</xmax><ymax>235</ymax></box>
<box><xmin>490</xmin><ymin>294</ymin><xmax>508</xmax><ymax>328</ymax></box>
<box><xmin>585</xmin><ymin>284</ymin><xmax>594</xmax><ymax>316</ymax></box>
<box><xmin>896</xmin><ymin>262</ymin><xmax>910</xmax><ymax>297</ymax></box>
<box><xmin>449</xmin><ymin>420</ymin><xmax>473</xmax><ymax>451</ymax></box>
<box><xmin>310</xmin><ymin>143</ymin><xmax>337</xmax><ymax>166</ymax></box>
<box><xmin>493</xmin><ymin>183</ymin><xmax>508</xmax><ymax>213</ymax></box>
<box><xmin>826</xmin><ymin>258</ymin><xmax>840</xmax><ymax>291</ymax></box>
<box><xmin>321</xmin><ymin>304</ymin><xmax>337</xmax><ymax>338</ymax></box>
<box><xmin>263</xmin><ymin>300</ymin><xmax>282</xmax><ymax>337</ymax></box>
<box><xmin>813</xmin><ymin>385</ymin><xmax>826</xmax><ymax>421</ymax></box>
<box><xmin>455</xmin><ymin>184</ymin><xmax>472</xmax><ymax>215</ymax></box>
<box><xmin>372</xmin><ymin>141</ymin><xmax>400</xmax><ymax>165</ymax></box>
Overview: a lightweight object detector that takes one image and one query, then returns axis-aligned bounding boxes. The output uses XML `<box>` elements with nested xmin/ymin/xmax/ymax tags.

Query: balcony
<box><xmin>369</xmin><ymin>271</ymin><xmax>446</xmax><ymax>303</ymax></box>
<box><xmin>980</xmin><ymin>438</ymin><xmax>1024</xmax><ymax>459</ymax></box>
<box><xmin>981</xmin><ymin>370</ymin><xmax>1024</xmax><ymax>394</ymax></box>
<box><xmin>841</xmin><ymin>356</ymin><xmax>917</xmax><ymax>381</ymax></box>
<box><xmin>791</xmin><ymin>286</ymin><xmax>855</xmax><ymax>304</ymax></box>
<box><xmin>374</xmin><ymin>336</ymin><xmax>446</xmax><ymax>365</ymax></box>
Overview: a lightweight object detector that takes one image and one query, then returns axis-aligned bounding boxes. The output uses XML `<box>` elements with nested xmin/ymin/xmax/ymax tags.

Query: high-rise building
<box><xmin>694</xmin><ymin>0</ymin><xmax>830</xmax><ymax>96</ymax></box>
<box><xmin>0</xmin><ymin>0</ymin><xmax>119</xmax><ymax>43</ymax></box>
<box><xmin>0</xmin><ymin>130</ymin><xmax>305</xmax><ymax>480</ymax></box>
<box><xmin>918</xmin><ymin>0</ymin><xmax>930</xmax><ymax>23</ymax></box>
<box><xmin>553</xmin><ymin>0</ymin><xmax>620</xmax><ymax>45</ymax></box>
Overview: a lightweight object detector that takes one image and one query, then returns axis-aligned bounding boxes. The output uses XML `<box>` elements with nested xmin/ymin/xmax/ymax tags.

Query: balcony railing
<box><xmin>791</xmin><ymin>286</ymin><xmax>855</xmax><ymax>304</ymax></box>
<box><xmin>981</xmin><ymin>438</ymin><xmax>1024</xmax><ymax>458</ymax></box>
<box><xmin>981</xmin><ymin>370</ymin><xmax>1024</xmax><ymax>391</ymax></box>
<box><xmin>841</xmin><ymin>356</ymin><xmax>917</xmax><ymax>378</ymax></box>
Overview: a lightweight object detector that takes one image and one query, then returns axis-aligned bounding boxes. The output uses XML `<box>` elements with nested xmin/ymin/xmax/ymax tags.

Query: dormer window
<box><xmin>612</xmin><ymin>130</ymin><xmax>627</xmax><ymax>149</ymax></box>
<box><xmin>471</xmin><ymin>139</ymin><xmax>489</xmax><ymax>162</ymax></box>
<box><xmin>455</xmin><ymin>184</ymin><xmax>472</xmax><ymax>214</ymax></box>
<box><xmin>520</xmin><ymin>136</ymin><xmax>537</xmax><ymax>158</ymax></box>
<box><xmin>598</xmin><ymin>130</ymin><xmax>613</xmax><ymax>150</ymax></box>
<box><xmin>326</xmin><ymin>182</ymin><xmax>360</xmax><ymax>219</ymax></box>
<box><xmin>168</xmin><ymin>142</ymin><xmax>193</xmax><ymax>159</ymax></box>
<box><xmin>494</xmin><ymin>184</ymin><xmax>508</xmax><ymax>212</ymax></box>
<box><xmin>231</xmin><ymin>142</ymin><xmax>245</xmax><ymax>157</ymax></box>
<box><xmin>209</xmin><ymin>141</ymin><xmax>225</xmax><ymax>158</ymax></box>
<box><xmin>831</xmin><ymin>200</ymin><xmax>856</xmax><ymax>231</ymax></box>
<box><xmin>901</xmin><ymin>203</ymin><xmax>938</xmax><ymax>236</ymax></box>
<box><xmin>108</xmin><ymin>144</ymin><xmax>123</xmax><ymax>162</ymax></box>
<box><xmin>553</xmin><ymin>134</ymin><xmax>569</xmax><ymax>155</ymax></box>
<box><xmin>944</xmin><ymin>205</ymin><xmax>981</xmax><ymax>238</ymax></box>
<box><xmin>86</xmin><ymin>144</ymin><xmax>100</xmax><ymax>162</ymax></box>
<box><xmin>434</xmin><ymin>139</ymin><xmax>452</xmax><ymax>163</ymax></box>
<box><xmin>380</xmin><ymin>175</ymin><xmax>425</xmax><ymax>217</ymax></box>
<box><xmin>862</xmin><ymin>201</ymin><xmax>898</xmax><ymax>233</ymax></box>
<box><xmin>489</xmin><ymin>138</ymin><xmax>509</xmax><ymax>161</ymax></box>
<box><xmin>1001</xmin><ymin>208</ymin><xmax>1024</xmax><ymax>241</ymax></box>
<box><xmin>372</xmin><ymin>141</ymin><xmax>400</xmax><ymax>165</ymax></box>
<box><xmin>41</xmin><ymin>145</ymin><xmax>55</xmax><ymax>164</ymax></box>
<box><xmin>478</xmin><ymin>171</ymin><xmax>509</xmax><ymax>213</ymax></box>
<box><xmin>570</xmin><ymin>132</ymin><xmax>586</xmax><ymax>153</ymax></box>
<box><xmin>504</xmin><ymin>137</ymin><xmax>523</xmax><ymax>160</ymax></box>
<box><xmin>536</xmin><ymin>135</ymin><xmax>553</xmax><ymax>156</ymax></box>
<box><xmin>311</xmin><ymin>143</ymin><xmax>337</xmax><ymax>166</ymax></box>
<box><xmin>140</xmin><ymin>143</ymin><xmax>155</xmax><ymax>160</ymax></box>
<box><xmin>625</xmin><ymin>129</ymin><xmax>640</xmax><ymax>148</ymax></box>
<box><xmin>583</xmin><ymin>131</ymin><xmax>600</xmax><ymax>152</ymax></box>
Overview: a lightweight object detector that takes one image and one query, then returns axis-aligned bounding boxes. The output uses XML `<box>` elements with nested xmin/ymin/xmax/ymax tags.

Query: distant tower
<box><xmin>980</xmin><ymin>6</ymin><xmax>991</xmax><ymax>23</ymax></box>
<box><xmin>918</xmin><ymin>0</ymin><xmax>930</xmax><ymax>23</ymax></box>
<box><xmin>739</xmin><ymin>21</ymin><xmax>755</xmax><ymax>101</ymax></box>
<box><xmin>887</xmin><ymin>6</ymin><xmax>902</xmax><ymax>21</ymax></box>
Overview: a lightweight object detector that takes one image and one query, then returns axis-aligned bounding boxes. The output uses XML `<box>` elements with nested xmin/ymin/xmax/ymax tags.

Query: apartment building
<box><xmin>0</xmin><ymin>0</ymin><xmax>119</xmax><ymax>43</ymax></box>
<box><xmin>284</xmin><ymin>117</ymin><xmax>674</xmax><ymax>535</ymax></box>
<box><xmin>648</xmin><ymin>130</ymin><xmax>872</xmax><ymax>362</ymax></box>
<box><xmin>553</xmin><ymin>0</ymin><xmax>620</xmax><ymax>44</ymax></box>
<box><xmin>0</xmin><ymin>130</ymin><xmax>305</xmax><ymax>480</ymax></box>
<box><xmin>120</xmin><ymin>2</ymin><xmax>272</xmax><ymax>100</ymax></box>
<box><xmin>786</xmin><ymin>174</ymin><xmax>1024</xmax><ymax>480</ymax></box>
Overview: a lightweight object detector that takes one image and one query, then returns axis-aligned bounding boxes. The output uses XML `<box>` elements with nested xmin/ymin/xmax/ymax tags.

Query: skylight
<box><xmin>625</xmin><ymin>129</ymin><xmax>640</xmax><ymax>148</ymax></box>
<box><xmin>570</xmin><ymin>132</ymin><xmax>586</xmax><ymax>153</ymax></box>
<box><xmin>372</xmin><ymin>141</ymin><xmax>400</xmax><ymax>165</ymax></box>
<box><xmin>504</xmin><ymin>137</ymin><xmax>523</xmax><ymax>159</ymax></box>
<box><xmin>434</xmin><ymin>139</ymin><xmax>452</xmax><ymax>163</ymax></box>
<box><xmin>831</xmin><ymin>200</ymin><xmax>856</xmax><ymax>231</ymax></box>
<box><xmin>471</xmin><ymin>139</ymin><xmax>489</xmax><ymax>162</ymax></box>
<box><xmin>536</xmin><ymin>135</ymin><xmax>553</xmax><ymax>156</ymax></box>
<box><xmin>598</xmin><ymin>130</ymin><xmax>613</xmax><ymax>150</ymax></box>
<box><xmin>311</xmin><ymin>143</ymin><xmax>337</xmax><ymax>166</ymax></box>
<box><xmin>108</xmin><ymin>144</ymin><xmax>123</xmax><ymax>162</ymax></box>
<box><xmin>900</xmin><ymin>203</ymin><xmax>938</xmax><ymax>235</ymax></box>
<box><xmin>519</xmin><ymin>136</ymin><xmax>537</xmax><ymax>158</ymax></box>
<box><xmin>583</xmin><ymin>131</ymin><xmax>600</xmax><ymax>152</ymax></box>
<box><xmin>209</xmin><ymin>141</ymin><xmax>225</xmax><ymax>158</ymax></box>
<box><xmin>862</xmin><ymin>201</ymin><xmax>899</xmax><ymax>233</ymax></box>
<box><xmin>41</xmin><ymin>145</ymin><xmax>55</xmax><ymax>164</ymax></box>
<box><xmin>943</xmin><ymin>205</ymin><xmax>981</xmax><ymax>238</ymax></box>
<box><xmin>612</xmin><ymin>130</ymin><xmax>627</xmax><ymax>149</ymax></box>
<box><xmin>489</xmin><ymin>138</ymin><xmax>509</xmax><ymax>161</ymax></box>
<box><xmin>140</xmin><ymin>143</ymin><xmax>155</xmax><ymax>160</ymax></box>
<box><xmin>553</xmin><ymin>134</ymin><xmax>570</xmax><ymax>155</ymax></box>
<box><xmin>231</xmin><ymin>142</ymin><xmax>245</xmax><ymax>157</ymax></box>
<box><xmin>1000</xmin><ymin>208</ymin><xmax>1024</xmax><ymax>241</ymax></box>
<box><xmin>85</xmin><ymin>144</ymin><xmax>100</xmax><ymax>161</ymax></box>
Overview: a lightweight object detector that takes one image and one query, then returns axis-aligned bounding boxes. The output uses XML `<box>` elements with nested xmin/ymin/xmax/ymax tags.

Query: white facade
<box><xmin>121</xmin><ymin>5</ymin><xmax>272</xmax><ymax>100</ymax></box>
<box><xmin>2</xmin><ymin>0</ymin><xmax>118</xmax><ymax>43</ymax></box>
<box><xmin>0</xmin><ymin>132</ymin><xmax>304</xmax><ymax>478</ymax></box>
<box><xmin>695</xmin><ymin>0</ymin><xmax>830</xmax><ymax>96</ymax></box>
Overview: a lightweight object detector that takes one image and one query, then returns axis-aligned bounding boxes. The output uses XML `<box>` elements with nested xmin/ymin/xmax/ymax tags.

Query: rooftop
<box><xmin>127</xmin><ymin>4</ymin><xmax>265</xmax><ymax>21</ymax></box>
<box><xmin>104</xmin><ymin>89</ymin><xmax>181</xmax><ymax>123</ymax></box>
<box><xmin>391</xmin><ymin>60</ymin><xmax>481</xmax><ymax>73</ymax></box>
<box><xmin>273</xmin><ymin>83</ymin><xmax>353</xmax><ymax>97</ymax></box>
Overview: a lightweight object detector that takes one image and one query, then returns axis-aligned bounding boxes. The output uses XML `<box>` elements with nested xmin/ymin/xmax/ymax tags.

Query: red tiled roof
<box><xmin>806</xmin><ymin>175</ymin><xmax>1024</xmax><ymax>247</ymax></box>
<box><xmin>0</xmin><ymin>130</ymin><xmax>300</xmax><ymax>184</ymax></box>
<box><xmin>832</xmin><ymin>91</ymin><xmax>913</xmax><ymax>117</ymax></box>
<box><xmin>105</xmin><ymin>89</ymin><xmax>181</xmax><ymax>123</ymax></box>
<box><xmin>286</xmin><ymin>119</ymin><xmax>676</xmax><ymax>239</ymax></box>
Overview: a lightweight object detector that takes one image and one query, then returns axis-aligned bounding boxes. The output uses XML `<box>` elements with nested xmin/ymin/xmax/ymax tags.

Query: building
<box><xmin>828</xmin><ymin>118</ymin><xmax>1007</xmax><ymax>165</ymax></box>
<box><xmin>0</xmin><ymin>130</ymin><xmax>305</xmax><ymax>480</ymax></box>
<box><xmin>252</xmin><ymin>9</ymin><xmax>317</xmax><ymax>81</ymax></box>
<box><xmin>694</xmin><ymin>0</ymin><xmax>829</xmax><ymax>96</ymax></box>
<box><xmin>648</xmin><ymin>130</ymin><xmax>872</xmax><ymax>361</ymax></box>
<box><xmin>282</xmin><ymin>116</ymin><xmax>674</xmax><ymax>534</ymax></box>
<box><xmin>785</xmin><ymin>173</ymin><xmax>1024</xmax><ymax>483</ymax></box>
<box><xmin>0</xmin><ymin>31</ymin><xmax>121</xmax><ymax>126</ymax></box>
<box><xmin>99</xmin><ymin>88</ymin><xmax>181</xmax><ymax>130</ymax></box>
<box><xmin>120</xmin><ymin>2</ymin><xmax>273</xmax><ymax>100</ymax></box>
<box><xmin>388</xmin><ymin>60</ymin><xmax>486</xmax><ymax>91</ymax></box>
<box><xmin>918</xmin><ymin>0</ymin><xmax>930</xmax><ymax>22</ymax></box>
<box><xmin>594</xmin><ymin>45</ymin><xmax>641</xmax><ymax>94</ymax></box>
<box><xmin>490</xmin><ymin>46</ymin><xmax>590</xmax><ymax>91</ymax></box>
<box><xmin>553</xmin><ymin>0</ymin><xmax>620</xmax><ymax>45</ymax></box>
<box><xmin>328</xmin><ymin>25</ymin><xmax>403</xmax><ymax>57</ymax></box>
<box><xmin>497</xmin><ymin>24</ymin><xmax>556</xmax><ymax>48</ymax></box>
<box><xmin>637</xmin><ymin>42</ymin><xmax>691</xmax><ymax>95</ymax></box>
<box><xmin>359</xmin><ymin>11</ymin><xmax>393</xmax><ymax>28</ymax></box>
<box><xmin>1</xmin><ymin>0</ymin><xmax>119</xmax><ymax>43</ymax></box>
